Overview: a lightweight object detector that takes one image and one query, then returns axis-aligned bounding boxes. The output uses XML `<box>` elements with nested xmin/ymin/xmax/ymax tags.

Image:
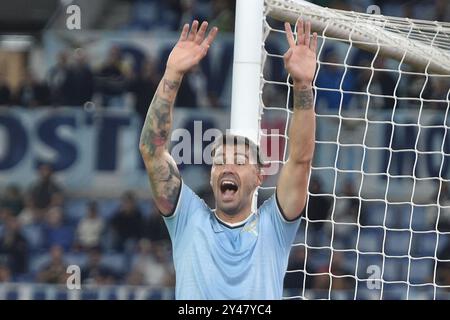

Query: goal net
<box><xmin>253</xmin><ymin>0</ymin><xmax>450</xmax><ymax>299</ymax></box>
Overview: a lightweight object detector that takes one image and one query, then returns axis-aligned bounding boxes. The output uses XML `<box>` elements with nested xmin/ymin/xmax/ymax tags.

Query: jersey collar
<box><xmin>212</xmin><ymin>210</ymin><xmax>255</xmax><ymax>231</ymax></box>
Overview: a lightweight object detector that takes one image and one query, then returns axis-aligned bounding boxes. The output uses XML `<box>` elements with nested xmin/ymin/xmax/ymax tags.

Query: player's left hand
<box><xmin>283</xmin><ymin>19</ymin><xmax>318</xmax><ymax>88</ymax></box>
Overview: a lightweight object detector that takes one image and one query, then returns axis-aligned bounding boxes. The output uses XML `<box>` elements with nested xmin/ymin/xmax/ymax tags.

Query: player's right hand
<box><xmin>166</xmin><ymin>20</ymin><xmax>218</xmax><ymax>77</ymax></box>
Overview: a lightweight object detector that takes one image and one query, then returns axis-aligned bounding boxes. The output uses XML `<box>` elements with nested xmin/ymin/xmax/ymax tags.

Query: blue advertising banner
<box><xmin>0</xmin><ymin>107</ymin><xmax>448</xmax><ymax>201</ymax></box>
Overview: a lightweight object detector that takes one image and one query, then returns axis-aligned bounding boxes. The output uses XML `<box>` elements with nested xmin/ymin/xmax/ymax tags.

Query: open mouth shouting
<box><xmin>219</xmin><ymin>175</ymin><xmax>239</xmax><ymax>202</ymax></box>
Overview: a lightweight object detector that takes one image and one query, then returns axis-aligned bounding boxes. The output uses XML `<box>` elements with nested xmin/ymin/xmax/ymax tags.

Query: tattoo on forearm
<box><xmin>163</xmin><ymin>78</ymin><xmax>180</xmax><ymax>93</ymax></box>
<box><xmin>294</xmin><ymin>87</ymin><xmax>314</xmax><ymax>110</ymax></box>
<box><xmin>152</xmin><ymin>160</ymin><xmax>181</xmax><ymax>182</ymax></box>
<box><xmin>140</xmin><ymin>77</ymin><xmax>181</xmax><ymax>215</ymax></box>
<box><xmin>140</xmin><ymin>94</ymin><xmax>172</xmax><ymax>156</ymax></box>
<box><xmin>150</xmin><ymin>159</ymin><xmax>181</xmax><ymax>213</ymax></box>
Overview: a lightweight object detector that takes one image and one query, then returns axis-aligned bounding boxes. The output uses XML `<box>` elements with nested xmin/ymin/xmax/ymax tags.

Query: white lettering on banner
<box><xmin>0</xmin><ymin>108</ymin><xmax>447</xmax><ymax>199</ymax></box>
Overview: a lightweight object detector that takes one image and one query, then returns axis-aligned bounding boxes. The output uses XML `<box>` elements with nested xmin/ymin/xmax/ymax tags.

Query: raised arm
<box><xmin>276</xmin><ymin>19</ymin><xmax>318</xmax><ymax>221</ymax></box>
<box><xmin>139</xmin><ymin>21</ymin><xmax>218</xmax><ymax>216</ymax></box>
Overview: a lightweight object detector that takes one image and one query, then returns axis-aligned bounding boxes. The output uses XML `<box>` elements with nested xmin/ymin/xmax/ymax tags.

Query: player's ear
<box><xmin>256</xmin><ymin>167</ymin><xmax>265</xmax><ymax>186</ymax></box>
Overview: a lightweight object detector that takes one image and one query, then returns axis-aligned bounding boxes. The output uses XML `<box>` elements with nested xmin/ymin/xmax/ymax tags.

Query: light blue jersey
<box><xmin>163</xmin><ymin>182</ymin><xmax>301</xmax><ymax>300</ymax></box>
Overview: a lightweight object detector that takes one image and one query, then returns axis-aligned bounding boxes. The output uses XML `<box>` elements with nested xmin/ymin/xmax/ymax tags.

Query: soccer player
<box><xmin>139</xmin><ymin>19</ymin><xmax>317</xmax><ymax>299</ymax></box>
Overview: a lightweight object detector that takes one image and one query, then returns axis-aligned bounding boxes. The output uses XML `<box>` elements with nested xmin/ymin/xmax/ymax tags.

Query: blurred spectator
<box><xmin>96</xmin><ymin>46</ymin><xmax>127</xmax><ymax>107</ymax></box>
<box><xmin>331</xmin><ymin>180</ymin><xmax>365</xmax><ymax>246</ymax></box>
<box><xmin>0</xmin><ymin>215</ymin><xmax>28</xmax><ymax>275</ymax></box>
<box><xmin>36</xmin><ymin>245</ymin><xmax>68</xmax><ymax>284</ymax></box>
<box><xmin>210</xmin><ymin>0</ymin><xmax>235</xmax><ymax>32</ymax></box>
<box><xmin>65</xmin><ymin>49</ymin><xmax>94</xmax><ymax>106</ymax></box>
<box><xmin>304</xmin><ymin>177</ymin><xmax>332</xmax><ymax>245</ymax></box>
<box><xmin>400</xmin><ymin>73</ymin><xmax>426</xmax><ymax>109</ymax></box>
<box><xmin>175</xmin><ymin>71</ymin><xmax>200</xmax><ymax>108</ymax></box>
<box><xmin>436</xmin><ymin>181</ymin><xmax>450</xmax><ymax>233</ymax></box>
<box><xmin>47</xmin><ymin>51</ymin><xmax>70</xmax><ymax>106</ymax></box>
<box><xmin>128</xmin><ymin>240</ymin><xmax>174</xmax><ymax>287</ymax></box>
<box><xmin>81</xmin><ymin>247</ymin><xmax>117</xmax><ymax>285</ymax></box>
<box><xmin>424</xmin><ymin>77</ymin><xmax>450</xmax><ymax>110</ymax></box>
<box><xmin>352</xmin><ymin>53</ymin><xmax>397</xmax><ymax>110</ymax></box>
<box><xmin>17</xmin><ymin>196</ymin><xmax>42</xmax><ymax>226</ymax></box>
<box><xmin>0</xmin><ymin>185</ymin><xmax>24</xmax><ymax>216</ymax></box>
<box><xmin>435</xmin><ymin>0</ymin><xmax>450</xmax><ymax>22</ymax></box>
<box><xmin>28</xmin><ymin>163</ymin><xmax>64</xmax><ymax>211</ymax></box>
<box><xmin>144</xmin><ymin>210</ymin><xmax>170</xmax><ymax>244</ymax></box>
<box><xmin>310</xmin><ymin>267</ymin><xmax>331</xmax><ymax>299</ymax></box>
<box><xmin>75</xmin><ymin>201</ymin><xmax>105</xmax><ymax>250</ymax></box>
<box><xmin>310</xmin><ymin>252</ymin><xmax>353</xmax><ymax>299</ymax></box>
<box><xmin>170</xmin><ymin>0</ymin><xmax>205</xmax><ymax>31</ymax></box>
<box><xmin>128</xmin><ymin>59</ymin><xmax>160</xmax><ymax>120</ymax></box>
<box><xmin>0</xmin><ymin>74</ymin><xmax>11</xmax><ymax>106</ymax></box>
<box><xmin>15</xmin><ymin>72</ymin><xmax>51</xmax><ymax>107</ymax></box>
<box><xmin>436</xmin><ymin>239</ymin><xmax>450</xmax><ymax>291</ymax></box>
<box><xmin>315</xmin><ymin>47</ymin><xmax>355</xmax><ymax>111</ymax></box>
<box><xmin>109</xmin><ymin>191</ymin><xmax>144</xmax><ymax>252</ymax></box>
<box><xmin>0</xmin><ymin>263</ymin><xmax>12</xmax><ymax>282</ymax></box>
<box><xmin>43</xmin><ymin>207</ymin><xmax>73</xmax><ymax>251</ymax></box>
<box><xmin>334</xmin><ymin>180</ymin><xmax>361</xmax><ymax>225</ymax></box>
<box><xmin>330</xmin><ymin>252</ymin><xmax>355</xmax><ymax>299</ymax></box>
<box><xmin>283</xmin><ymin>246</ymin><xmax>313</xmax><ymax>294</ymax></box>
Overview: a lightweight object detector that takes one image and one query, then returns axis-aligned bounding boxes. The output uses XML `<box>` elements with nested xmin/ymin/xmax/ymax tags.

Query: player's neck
<box><xmin>215</xmin><ymin>204</ymin><xmax>253</xmax><ymax>225</ymax></box>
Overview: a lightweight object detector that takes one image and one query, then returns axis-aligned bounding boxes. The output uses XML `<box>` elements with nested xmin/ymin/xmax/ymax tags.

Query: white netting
<box><xmin>259</xmin><ymin>0</ymin><xmax>450</xmax><ymax>299</ymax></box>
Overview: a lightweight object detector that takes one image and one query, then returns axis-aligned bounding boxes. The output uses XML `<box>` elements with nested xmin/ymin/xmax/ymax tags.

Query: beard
<box><xmin>217</xmin><ymin>202</ymin><xmax>242</xmax><ymax>216</ymax></box>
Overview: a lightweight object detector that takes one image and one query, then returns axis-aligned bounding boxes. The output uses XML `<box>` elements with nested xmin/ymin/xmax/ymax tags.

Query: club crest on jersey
<box><xmin>242</xmin><ymin>219</ymin><xmax>258</xmax><ymax>236</ymax></box>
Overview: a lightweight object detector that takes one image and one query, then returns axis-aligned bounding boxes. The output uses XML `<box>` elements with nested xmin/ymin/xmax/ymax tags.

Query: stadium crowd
<box><xmin>0</xmin><ymin>0</ymin><xmax>450</xmax><ymax>297</ymax></box>
<box><xmin>1</xmin><ymin>164</ymin><xmax>450</xmax><ymax>295</ymax></box>
<box><xmin>0</xmin><ymin>0</ymin><xmax>449</xmax><ymax>113</ymax></box>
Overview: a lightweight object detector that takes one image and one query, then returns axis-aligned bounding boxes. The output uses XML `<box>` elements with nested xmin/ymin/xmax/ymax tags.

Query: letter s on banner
<box><xmin>0</xmin><ymin>115</ymin><xmax>28</xmax><ymax>170</ymax></box>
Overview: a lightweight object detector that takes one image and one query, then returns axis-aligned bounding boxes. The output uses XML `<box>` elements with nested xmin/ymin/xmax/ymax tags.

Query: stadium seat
<box><xmin>56</xmin><ymin>291</ymin><xmax>68</xmax><ymax>300</ymax></box>
<box><xmin>361</xmin><ymin>203</ymin><xmax>385</xmax><ymax>226</ymax></box>
<box><xmin>101</xmin><ymin>253</ymin><xmax>127</xmax><ymax>274</ymax></box>
<box><xmin>357</xmin><ymin>227</ymin><xmax>384</xmax><ymax>253</ymax></box>
<box><xmin>409</xmin><ymin>258</ymin><xmax>434</xmax><ymax>284</ymax></box>
<box><xmin>138</xmin><ymin>200</ymin><xmax>153</xmax><ymax>217</ymax></box>
<box><xmin>356</xmin><ymin>253</ymin><xmax>383</xmax><ymax>279</ymax></box>
<box><xmin>64</xmin><ymin>198</ymin><xmax>88</xmax><ymax>223</ymax></box>
<box><xmin>33</xmin><ymin>290</ymin><xmax>47</xmax><ymax>300</ymax></box>
<box><xmin>65</xmin><ymin>252</ymin><xmax>88</xmax><ymax>269</ymax></box>
<box><xmin>383</xmin><ymin>283</ymin><xmax>408</xmax><ymax>299</ymax></box>
<box><xmin>411</xmin><ymin>232</ymin><xmax>437</xmax><ymax>257</ymax></box>
<box><xmin>97</xmin><ymin>199</ymin><xmax>121</xmax><ymax>220</ymax></box>
<box><xmin>22</xmin><ymin>224</ymin><xmax>45</xmax><ymax>253</ymax></box>
<box><xmin>6</xmin><ymin>290</ymin><xmax>18</xmax><ymax>300</ymax></box>
<box><xmin>81</xmin><ymin>290</ymin><xmax>99</xmax><ymax>300</ymax></box>
<box><xmin>383</xmin><ymin>257</ymin><xmax>409</xmax><ymax>282</ymax></box>
<box><xmin>385</xmin><ymin>230</ymin><xmax>411</xmax><ymax>256</ymax></box>
<box><xmin>411</xmin><ymin>207</ymin><xmax>430</xmax><ymax>231</ymax></box>
<box><xmin>29</xmin><ymin>253</ymin><xmax>50</xmax><ymax>275</ymax></box>
<box><xmin>385</xmin><ymin>204</ymin><xmax>411</xmax><ymax>230</ymax></box>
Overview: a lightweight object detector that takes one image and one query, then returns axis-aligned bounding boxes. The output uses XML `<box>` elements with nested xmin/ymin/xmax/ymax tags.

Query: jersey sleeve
<box><xmin>162</xmin><ymin>180</ymin><xmax>205</xmax><ymax>243</ymax></box>
<box><xmin>259</xmin><ymin>191</ymin><xmax>302</xmax><ymax>251</ymax></box>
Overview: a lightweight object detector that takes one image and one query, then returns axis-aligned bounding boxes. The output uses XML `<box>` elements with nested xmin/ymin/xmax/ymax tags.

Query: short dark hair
<box><xmin>211</xmin><ymin>134</ymin><xmax>265</xmax><ymax>167</ymax></box>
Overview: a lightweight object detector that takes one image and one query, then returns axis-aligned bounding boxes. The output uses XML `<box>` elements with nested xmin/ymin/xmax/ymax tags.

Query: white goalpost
<box><xmin>231</xmin><ymin>0</ymin><xmax>450</xmax><ymax>299</ymax></box>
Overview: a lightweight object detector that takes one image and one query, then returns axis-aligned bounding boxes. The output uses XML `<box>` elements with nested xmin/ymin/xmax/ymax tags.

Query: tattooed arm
<box><xmin>276</xmin><ymin>19</ymin><xmax>318</xmax><ymax>221</ymax></box>
<box><xmin>139</xmin><ymin>21</ymin><xmax>218</xmax><ymax>216</ymax></box>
